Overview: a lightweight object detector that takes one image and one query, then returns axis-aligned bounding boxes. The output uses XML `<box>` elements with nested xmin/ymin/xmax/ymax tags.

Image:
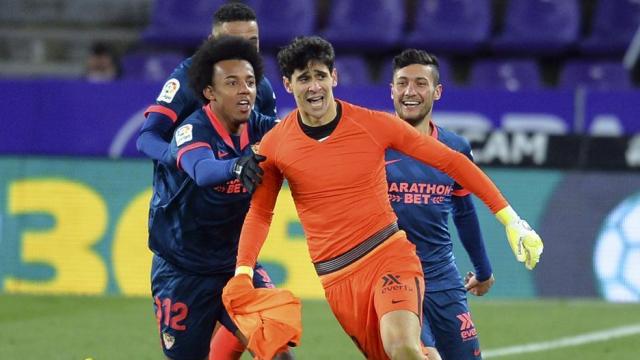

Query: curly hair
<box><xmin>392</xmin><ymin>49</ymin><xmax>440</xmax><ymax>84</ymax></box>
<box><xmin>277</xmin><ymin>36</ymin><xmax>335</xmax><ymax>80</ymax></box>
<box><xmin>188</xmin><ymin>35</ymin><xmax>264</xmax><ymax>103</ymax></box>
<box><xmin>213</xmin><ymin>2</ymin><xmax>256</xmax><ymax>24</ymax></box>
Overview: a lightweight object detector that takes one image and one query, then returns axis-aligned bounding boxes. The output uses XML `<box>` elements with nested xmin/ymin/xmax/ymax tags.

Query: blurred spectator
<box><xmin>85</xmin><ymin>42</ymin><xmax>120</xmax><ymax>82</ymax></box>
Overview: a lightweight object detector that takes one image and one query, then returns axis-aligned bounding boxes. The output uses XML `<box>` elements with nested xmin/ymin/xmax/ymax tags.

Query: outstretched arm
<box><xmin>137</xmin><ymin>111</ymin><xmax>176</xmax><ymax>166</ymax></box>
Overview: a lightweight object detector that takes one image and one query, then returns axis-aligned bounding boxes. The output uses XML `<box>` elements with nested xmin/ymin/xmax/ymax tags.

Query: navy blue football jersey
<box><xmin>385</xmin><ymin>124</ymin><xmax>473</xmax><ymax>291</ymax></box>
<box><xmin>147</xmin><ymin>106</ymin><xmax>278</xmax><ymax>274</ymax></box>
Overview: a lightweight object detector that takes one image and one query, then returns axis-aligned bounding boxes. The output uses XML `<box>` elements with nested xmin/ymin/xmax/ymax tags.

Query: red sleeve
<box><xmin>376</xmin><ymin>112</ymin><xmax>508</xmax><ymax>213</ymax></box>
<box><xmin>236</xmin><ymin>134</ymin><xmax>284</xmax><ymax>268</ymax></box>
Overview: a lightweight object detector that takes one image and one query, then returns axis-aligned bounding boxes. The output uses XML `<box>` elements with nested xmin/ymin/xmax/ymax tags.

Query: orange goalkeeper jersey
<box><xmin>237</xmin><ymin>100</ymin><xmax>507</xmax><ymax>267</ymax></box>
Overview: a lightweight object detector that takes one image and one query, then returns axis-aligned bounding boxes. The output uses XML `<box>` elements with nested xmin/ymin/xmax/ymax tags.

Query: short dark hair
<box><xmin>277</xmin><ymin>36</ymin><xmax>335</xmax><ymax>80</ymax></box>
<box><xmin>189</xmin><ymin>35</ymin><xmax>264</xmax><ymax>103</ymax></box>
<box><xmin>213</xmin><ymin>2</ymin><xmax>256</xmax><ymax>24</ymax></box>
<box><xmin>392</xmin><ymin>49</ymin><xmax>440</xmax><ymax>84</ymax></box>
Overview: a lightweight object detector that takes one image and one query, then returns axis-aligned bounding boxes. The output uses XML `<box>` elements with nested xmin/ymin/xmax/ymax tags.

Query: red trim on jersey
<box><xmin>452</xmin><ymin>189</ymin><xmax>471</xmax><ymax>197</ymax></box>
<box><xmin>429</xmin><ymin>120</ymin><xmax>438</xmax><ymax>139</ymax></box>
<box><xmin>203</xmin><ymin>105</ymin><xmax>250</xmax><ymax>151</ymax></box>
<box><xmin>145</xmin><ymin>105</ymin><xmax>178</xmax><ymax>123</ymax></box>
<box><xmin>176</xmin><ymin>142</ymin><xmax>211</xmax><ymax>170</ymax></box>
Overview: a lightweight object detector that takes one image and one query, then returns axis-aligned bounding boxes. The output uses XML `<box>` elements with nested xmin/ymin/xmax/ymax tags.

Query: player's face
<box><xmin>204</xmin><ymin>59</ymin><xmax>257</xmax><ymax>132</ymax></box>
<box><xmin>213</xmin><ymin>21</ymin><xmax>260</xmax><ymax>51</ymax></box>
<box><xmin>283</xmin><ymin>61</ymin><xmax>338</xmax><ymax>124</ymax></box>
<box><xmin>391</xmin><ymin>64</ymin><xmax>442</xmax><ymax>126</ymax></box>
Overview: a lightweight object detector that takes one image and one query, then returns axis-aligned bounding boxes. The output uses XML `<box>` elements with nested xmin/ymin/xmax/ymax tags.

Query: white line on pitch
<box><xmin>483</xmin><ymin>323</ymin><xmax>640</xmax><ymax>358</ymax></box>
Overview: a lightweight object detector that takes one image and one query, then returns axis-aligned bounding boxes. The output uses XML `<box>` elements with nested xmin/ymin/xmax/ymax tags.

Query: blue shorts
<box><xmin>151</xmin><ymin>255</ymin><xmax>274</xmax><ymax>360</ymax></box>
<box><xmin>421</xmin><ymin>288</ymin><xmax>482</xmax><ymax>360</ymax></box>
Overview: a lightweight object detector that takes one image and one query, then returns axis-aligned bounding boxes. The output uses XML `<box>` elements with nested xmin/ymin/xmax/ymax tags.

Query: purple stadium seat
<box><xmin>559</xmin><ymin>60</ymin><xmax>632</xmax><ymax>90</ymax></box>
<box><xmin>334</xmin><ymin>56</ymin><xmax>373</xmax><ymax>86</ymax></box>
<box><xmin>405</xmin><ymin>0</ymin><xmax>492</xmax><ymax>54</ymax></box>
<box><xmin>470</xmin><ymin>59</ymin><xmax>542</xmax><ymax>91</ymax></box>
<box><xmin>322</xmin><ymin>0</ymin><xmax>405</xmax><ymax>51</ymax></box>
<box><xmin>142</xmin><ymin>0</ymin><xmax>226</xmax><ymax>48</ymax></box>
<box><xmin>244</xmin><ymin>0</ymin><xmax>315</xmax><ymax>50</ymax></box>
<box><xmin>580</xmin><ymin>0</ymin><xmax>640</xmax><ymax>55</ymax></box>
<box><xmin>492</xmin><ymin>0</ymin><xmax>580</xmax><ymax>55</ymax></box>
<box><xmin>378</xmin><ymin>55</ymin><xmax>454</xmax><ymax>87</ymax></box>
<box><xmin>121</xmin><ymin>52</ymin><xmax>184</xmax><ymax>82</ymax></box>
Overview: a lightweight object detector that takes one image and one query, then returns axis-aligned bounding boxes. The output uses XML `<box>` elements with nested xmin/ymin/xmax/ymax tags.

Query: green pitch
<box><xmin>1</xmin><ymin>295</ymin><xmax>639</xmax><ymax>359</ymax></box>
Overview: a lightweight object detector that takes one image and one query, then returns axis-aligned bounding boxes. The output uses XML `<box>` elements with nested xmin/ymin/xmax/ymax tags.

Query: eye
<box><xmin>247</xmin><ymin>79</ymin><xmax>256</xmax><ymax>87</ymax></box>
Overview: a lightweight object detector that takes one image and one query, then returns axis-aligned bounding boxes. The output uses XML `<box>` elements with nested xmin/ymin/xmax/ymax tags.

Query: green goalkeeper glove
<box><xmin>496</xmin><ymin>206</ymin><xmax>544</xmax><ymax>270</ymax></box>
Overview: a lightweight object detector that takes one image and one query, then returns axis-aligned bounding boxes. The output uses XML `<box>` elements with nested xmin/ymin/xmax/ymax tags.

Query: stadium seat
<box><xmin>321</xmin><ymin>0</ymin><xmax>405</xmax><ymax>51</ymax></box>
<box><xmin>492</xmin><ymin>0</ymin><xmax>580</xmax><ymax>55</ymax></box>
<box><xmin>334</xmin><ymin>56</ymin><xmax>374</xmax><ymax>86</ymax></box>
<box><xmin>404</xmin><ymin>0</ymin><xmax>492</xmax><ymax>54</ymax></box>
<box><xmin>580</xmin><ymin>0</ymin><xmax>640</xmax><ymax>55</ymax></box>
<box><xmin>243</xmin><ymin>0</ymin><xmax>315</xmax><ymax>50</ymax></box>
<box><xmin>559</xmin><ymin>60</ymin><xmax>633</xmax><ymax>90</ymax></box>
<box><xmin>377</xmin><ymin>55</ymin><xmax>454</xmax><ymax>87</ymax></box>
<box><xmin>120</xmin><ymin>51</ymin><xmax>184</xmax><ymax>82</ymax></box>
<box><xmin>470</xmin><ymin>59</ymin><xmax>542</xmax><ymax>91</ymax></box>
<box><xmin>142</xmin><ymin>0</ymin><xmax>226</xmax><ymax>48</ymax></box>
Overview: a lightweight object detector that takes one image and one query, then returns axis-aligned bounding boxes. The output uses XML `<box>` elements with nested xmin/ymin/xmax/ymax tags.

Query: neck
<box><xmin>299</xmin><ymin>101</ymin><xmax>338</xmax><ymax>127</ymax></box>
<box><xmin>412</xmin><ymin>114</ymin><xmax>433</xmax><ymax>136</ymax></box>
<box><xmin>210</xmin><ymin>104</ymin><xmax>242</xmax><ymax>134</ymax></box>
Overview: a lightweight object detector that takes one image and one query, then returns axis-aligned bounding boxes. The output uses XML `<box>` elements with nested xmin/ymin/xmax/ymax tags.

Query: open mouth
<box><xmin>307</xmin><ymin>95</ymin><xmax>324</xmax><ymax>108</ymax></box>
<box><xmin>401</xmin><ymin>100</ymin><xmax>421</xmax><ymax>109</ymax></box>
<box><xmin>237</xmin><ymin>99</ymin><xmax>251</xmax><ymax>111</ymax></box>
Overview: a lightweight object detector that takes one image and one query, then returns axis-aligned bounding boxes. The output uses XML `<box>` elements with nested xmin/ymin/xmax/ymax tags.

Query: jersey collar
<box><xmin>203</xmin><ymin>105</ymin><xmax>250</xmax><ymax>153</ymax></box>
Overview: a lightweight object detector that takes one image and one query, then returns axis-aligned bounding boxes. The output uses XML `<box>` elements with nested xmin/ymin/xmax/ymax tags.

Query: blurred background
<box><xmin>1</xmin><ymin>0</ymin><xmax>640</xmax><ymax>358</ymax></box>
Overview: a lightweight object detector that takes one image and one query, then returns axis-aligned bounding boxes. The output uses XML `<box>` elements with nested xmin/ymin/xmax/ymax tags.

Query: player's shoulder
<box><xmin>179</xmin><ymin>107</ymin><xmax>208</xmax><ymax>127</ymax></box>
<box><xmin>435</xmin><ymin>125</ymin><xmax>471</xmax><ymax>153</ymax></box>
<box><xmin>339</xmin><ymin>100</ymin><xmax>395</xmax><ymax>123</ymax></box>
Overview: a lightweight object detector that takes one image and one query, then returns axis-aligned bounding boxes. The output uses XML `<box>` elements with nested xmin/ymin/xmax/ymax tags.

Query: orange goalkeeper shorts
<box><xmin>320</xmin><ymin>230</ymin><xmax>425</xmax><ymax>360</ymax></box>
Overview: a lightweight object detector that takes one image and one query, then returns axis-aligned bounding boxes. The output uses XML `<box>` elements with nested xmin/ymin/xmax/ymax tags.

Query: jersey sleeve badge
<box><xmin>175</xmin><ymin>124</ymin><xmax>193</xmax><ymax>146</ymax></box>
<box><xmin>157</xmin><ymin>78</ymin><xmax>180</xmax><ymax>103</ymax></box>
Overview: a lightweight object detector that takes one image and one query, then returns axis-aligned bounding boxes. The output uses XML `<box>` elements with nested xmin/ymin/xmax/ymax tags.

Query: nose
<box><xmin>309</xmin><ymin>80</ymin><xmax>322</xmax><ymax>92</ymax></box>
<box><xmin>403</xmin><ymin>82</ymin><xmax>417</xmax><ymax>96</ymax></box>
<box><xmin>238</xmin><ymin>81</ymin><xmax>251</xmax><ymax>94</ymax></box>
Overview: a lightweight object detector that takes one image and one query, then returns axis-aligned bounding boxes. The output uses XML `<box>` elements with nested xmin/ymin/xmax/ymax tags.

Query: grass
<box><xmin>1</xmin><ymin>295</ymin><xmax>639</xmax><ymax>359</ymax></box>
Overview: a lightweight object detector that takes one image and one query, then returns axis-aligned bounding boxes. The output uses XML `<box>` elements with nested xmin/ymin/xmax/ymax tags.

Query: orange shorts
<box><xmin>320</xmin><ymin>231</ymin><xmax>425</xmax><ymax>360</ymax></box>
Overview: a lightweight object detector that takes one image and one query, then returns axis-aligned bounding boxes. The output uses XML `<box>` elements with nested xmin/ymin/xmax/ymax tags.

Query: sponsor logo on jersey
<box><xmin>457</xmin><ymin>312</ymin><xmax>478</xmax><ymax>341</ymax></box>
<box><xmin>175</xmin><ymin>124</ymin><xmax>193</xmax><ymax>146</ymax></box>
<box><xmin>157</xmin><ymin>78</ymin><xmax>180</xmax><ymax>103</ymax></box>
<box><xmin>388</xmin><ymin>182</ymin><xmax>452</xmax><ymax>204</ymax></box>
<box><xmin>162</xmin><ymin>332</ymin><xmax>175</xmax><ymax>349</ymax></box>
<box><xmin>381</xmin><ymin>273</ymin><xmax>413</xmax><ymax>294</ymax></box>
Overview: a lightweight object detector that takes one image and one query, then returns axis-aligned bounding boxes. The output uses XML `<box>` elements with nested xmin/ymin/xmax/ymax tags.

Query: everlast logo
<box><xmin>381</xmin><ymin>273</ymin><xmax>412</xmax><ymax>294</ymax></box>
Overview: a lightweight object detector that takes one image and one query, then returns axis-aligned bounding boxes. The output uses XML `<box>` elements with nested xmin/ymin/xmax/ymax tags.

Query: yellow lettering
<box><xmin>112</xmin><ymin>189</ymin><xmax>153</xmax><ymax>296</ymax></box>
<box><xmin>6</xmin><ymin>179</ymin><xmax>108</xmax><ymax>294</ymax></box>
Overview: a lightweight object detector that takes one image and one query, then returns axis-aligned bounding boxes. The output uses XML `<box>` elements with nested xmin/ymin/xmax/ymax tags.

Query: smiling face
<box><xmin>283</xmin><ymin>60</ymin><xmax>338</xmax><ymax>125</ymax></box>
<box><xmin>204</xmin><ymin>59</ymin><xmax>256</xmax><ymax>133</ymax></box>
<box><xmin>391</xmin><ymin>63</ymin><xmax>442</xmax><ymax>127</ymax></box>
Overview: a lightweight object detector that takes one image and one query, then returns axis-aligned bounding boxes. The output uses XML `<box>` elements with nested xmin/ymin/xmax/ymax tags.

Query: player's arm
<box><xmin>452</xmin><ymin>194</ymin><xmax>494</xmax><ymax>296</ymax></box>
<box><xmin>235</xmin><ymin>144</ymin><xmax>284</xmax><ymax>277</ymax></box>
<box><xmin>137</xmin><ymin>107</ymin><xmax>177</xmax><ymax>165</ymax></box>
<box><xmin>379</xmin><ymin>113</ymin><xmax>544</xmax><ymax>269</ymax></box>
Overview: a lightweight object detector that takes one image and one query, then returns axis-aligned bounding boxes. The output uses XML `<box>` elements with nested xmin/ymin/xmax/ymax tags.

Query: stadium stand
<box><xmin>142</xmin><ymin>0</ymin><xmax>226</xmax><ymax>48</ymax></box>
<box><xmin>333</xmin><ymin>56</ymin><xmax>374</xmax><ymax>86</ymax></box>
<box><xmin>559</xmin><ymin>60</ymin><xmax>633</xmax><ymax>90</ymax></box>
<box><xmin>580</xmin><ymin>0</ymin><xmax>640</xmax><ymax>55</ymax></box>
<box><xmin>470</xmin><ymin>58</ymin><xmax>542</xmax><ymax>91</ymax></box>
<box><xmin>492</xmin><ymin>0</ymin><xmax>581</xmax><ymax>55</ymax></box>
<box><xmin>120</xmin><ymin>51</ymin><xmax>185</xmax><ymax>81</ymax></box>
<box><xmin>404</xmin><ymin>0</ymin><xmax>492</xmax><ymax>54</ymax></box>
<box><xmin>244</xmin><ymin>0</ymin><xmax>316</xmax><ymax>50</ymax></box>
<box><xmin>321</xmin><ymin>0</ymin><xmax>405</xmax><ymax>51</ymax></box>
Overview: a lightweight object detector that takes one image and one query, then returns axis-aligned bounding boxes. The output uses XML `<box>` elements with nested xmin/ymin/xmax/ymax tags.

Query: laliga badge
<box><xmin>162</xmin><ymin>332</ymin><xmax>175</xmax><ymax>350</ymax></box>
<box><xmin>157</xmin><ymin>78</ymin><xmax>180</xmax><ymax>103</ymax></box>
<box><xmin>175</xmin><ymin>124</ymin><xmax>193</xmax><ymax>146</ymax></box>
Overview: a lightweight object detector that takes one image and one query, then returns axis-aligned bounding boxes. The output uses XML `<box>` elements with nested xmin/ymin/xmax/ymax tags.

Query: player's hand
<box><xmin>464</xmin><ymin>271</ymin><xmax>495</xmax><ymax>296</ymax></box>
<box><xmin>496</xmin><ymin>206</ymin><xmax>544</xmax><ymax>270</ymax></box>
<box><xmin>233</xmin><ymin>152</ymin><xmax>266</xmax><ymax>193</ymax></box>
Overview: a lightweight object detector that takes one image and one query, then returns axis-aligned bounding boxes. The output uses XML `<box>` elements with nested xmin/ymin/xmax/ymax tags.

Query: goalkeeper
<box><xmin>226</xmin><ymin>36</ymin><xmax>543</xmax><ymax>360</ymax></box>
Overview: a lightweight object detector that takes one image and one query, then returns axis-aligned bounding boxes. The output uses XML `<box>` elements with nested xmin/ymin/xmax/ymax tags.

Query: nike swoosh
<box><xmin>474</xmin><ymin>349</ymin><xmax>481</xmax><ymax>356</ymax></box>
<box><xmin>391</xmin><ymin>299</ymin><xmax>407</xmax><ymax>304</ymax></box>
<box><xmin>385</xmin><ymin>159</ymin><xmax>402</xmax><ymax>166</ymax></box>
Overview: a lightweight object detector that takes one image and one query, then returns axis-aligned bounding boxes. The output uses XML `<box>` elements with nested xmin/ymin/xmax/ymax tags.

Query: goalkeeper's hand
<box><xmin>232</xmin><ymin>152</ymin><xmax>266</xmax><ymax>193</ymax></box>
<box><xmin>496</xmin><ymin>206</ymin><xmax>544</xmax><ymax>270</ymax></box>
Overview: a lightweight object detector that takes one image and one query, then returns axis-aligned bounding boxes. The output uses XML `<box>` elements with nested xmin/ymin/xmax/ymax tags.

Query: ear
<box><xmin>433</xmin><ymin>84</ymin><xmax>443</xmax><ymax>101</ymax></box>
<box><xmin>203</xmin><ymin>85</ymin><xmax>215</xmax><ymax>102</ymax></box>
<box><xmin>283</xmin><ymin>76</ymin><xmax>293</xmax><ymax>94</ymax></box>
<box><xmin>331</xmin><ymin>67</ymin><xmax>338</xmax><ymax>87</ymax></box>
<box><xmin>389</xmin><ymin>82</ymin><xmax>394</xmax><ymax>100</ymax></box>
